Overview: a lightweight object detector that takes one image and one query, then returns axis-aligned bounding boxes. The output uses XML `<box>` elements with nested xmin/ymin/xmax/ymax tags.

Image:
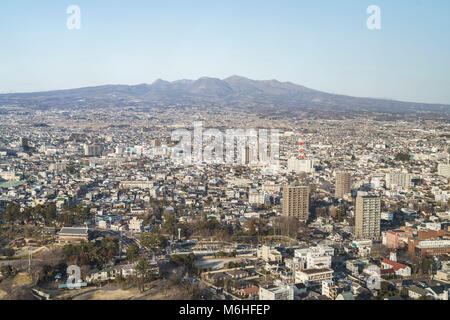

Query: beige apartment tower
<box><xmin>355</xmin><ymin>195</ymin><xmax>381</xmax><ymax>240</ymax></box>
<box><xmin>335</xmin><ymin>171</ymin><xmax>352</xmax><ymax>198</ymax></box>
<box><xmin>282</xmin><ymin>184</ymin><xmax>310</xmax><ymax>222</ymax></box>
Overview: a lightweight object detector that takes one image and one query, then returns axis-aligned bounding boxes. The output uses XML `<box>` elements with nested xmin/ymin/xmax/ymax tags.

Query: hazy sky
<box><xmin>0</xmin><ymin>0</ymin><xmax>449</xmax><ymax>104</ymax></box>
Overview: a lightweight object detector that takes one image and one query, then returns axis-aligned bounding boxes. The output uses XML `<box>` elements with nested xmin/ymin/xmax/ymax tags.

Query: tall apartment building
<box><xmin>84</xmin><ymin>143</ymin><xmax>103</xmax><ymax>157</ymax></box>
<box><xmin>355</xmin><ymin>195</ymin><xmax>381</xmax><ymax>240</ymax></box>
<box><xmin>282</xmin><ymin>184</ymin><xmax>310</xmax><ymax>222</ymax></box>
<box><xmin>385</xmin><ymin>172</ymin><xmax>412</xmax><ymax>189</ymax></box>
<box><xmin>335</xmin><ymin>171</ymin><xmax>352</xmax><ymax>198</ymax></box>
<box><xmin>242</xmin><ymin>146</ymin><xmax>250</xmax><ymax>165</ymax></box>
<box><xmin>20</xmin><ymin>137</ymin><xmax>29</xmax><ymax>149</ymax></box>
<box><xmin>437</xmin><ymin>163</ymin><xmax>450</xmax><ymax>178</ymax></box>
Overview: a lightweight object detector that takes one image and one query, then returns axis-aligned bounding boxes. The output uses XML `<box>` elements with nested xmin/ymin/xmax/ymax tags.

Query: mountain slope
<box><xmin>0</xmin><ymin>76</ymin><xmax>448</xmax><ymax>114</ymax></box>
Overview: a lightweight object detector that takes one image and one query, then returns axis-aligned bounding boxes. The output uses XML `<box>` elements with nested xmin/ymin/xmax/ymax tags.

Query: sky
<box><xmin>0</xmin><ymin>0</ymin><xmax>449</xmax><ymax>104</ymax></box>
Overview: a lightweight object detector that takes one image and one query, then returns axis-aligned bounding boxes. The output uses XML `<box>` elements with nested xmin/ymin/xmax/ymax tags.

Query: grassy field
<box><xmin>12</xmin><ymin>272</ymin><xmax>33</xmax><ymax>287</ymax></box>
<box><xmin>56</xmin><ymin>279</ymin><xmax>192</xmax><ymax>300</ymax></box>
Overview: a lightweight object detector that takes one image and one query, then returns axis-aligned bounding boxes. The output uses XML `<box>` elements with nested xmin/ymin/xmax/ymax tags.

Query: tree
<box><xmin>141</xmin><ymin>232</ymin><xmax>168</xmax><ymax>252</ymax></box>
<box><xmin>395</xmin><ymin>153</ymin><xmax>410</xmax><ymax>162</ymax></box>
<box><xmin>336</xmin><ymin>206</ymin><xmax>345</xmax><ymax>222</ymax></box>
<box><xmin>272</xmin><ymin>216</ymin><xmax>300</xmax><ymax>238</ymax></box>
<box><xmin>421</xmin><ymin>257</ymin><xmax>433</xmax><ymax>275</ymax></box>
<box><xmin>126</xmin><ymin>244</ymin><xmax>140</xmax><ymax>262</ymax></box>
<box><xmin>246</xmin><ymin>218</ymin><xmax>257</xmax><ymax>236</ymax></box>
<box><xmin>2</xmin><ymin>202</ymin><xmax>20</xmax><ymax>223</ymax></box>
<box><xmin>0</xmin><ymin>265</ymin><xmax>16</xmax><ymax>278</ymax></box>
<box><xmin>135</xmin><ymin>258</ymin><xmax>151</xmax><ymax>293</ymax></box>
<box><xmin>163</xmin><ymin>214</ymin><xmax>176</xmax><ymax>235</ymax></box>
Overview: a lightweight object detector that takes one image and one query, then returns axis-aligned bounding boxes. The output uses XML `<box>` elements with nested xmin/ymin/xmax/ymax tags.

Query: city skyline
<box><xmin>0</xmin><ymin>0</ymin><xmax>450</xmax><ymax>305</ymax></box>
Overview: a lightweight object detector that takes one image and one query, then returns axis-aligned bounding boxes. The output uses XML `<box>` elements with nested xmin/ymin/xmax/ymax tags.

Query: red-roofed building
<box><xmin>381</xmin><ymin>259</ymin><xmax>411</xmax><ymax>277</ymax></box>
<box><xmin>237</xmin><ymin>286</ymin><xmax>259</xmax><ymax>298</ymax></box>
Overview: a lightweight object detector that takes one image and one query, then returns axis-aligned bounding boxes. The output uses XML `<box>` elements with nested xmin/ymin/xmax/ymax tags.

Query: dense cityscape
<box><xmin>1</xmin><ymin>1</ymin><xmax>450</xmax><ymax>311</ymax></box>
<box><xmin>0</xmin><ymin>99</ymin><xmax>449</xmax><ymax>301</ymax></box>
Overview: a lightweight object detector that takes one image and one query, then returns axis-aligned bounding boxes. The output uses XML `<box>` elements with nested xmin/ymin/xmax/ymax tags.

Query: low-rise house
<box><xmin>237</xmin><ymin>286</ymin><xmax>259</xmax><ymax>298</ymax></box>
<box><xmin>226</xmin><ymin>269</ymin><xmax>249</xmax><ymax>280</ymax></box>
<box><xmin>426</xmin><ymin>285</ymin><xmax>449</xmax><ymax>300</ymax></box>
<box><xmin>408</xmin><ymin>285</ymin><xmax>429</xmax><ymax>299</ymax></box>
<box><xmin>381</xmin><ymin>259</ymin><xmax>411</xmax><ymax>277</ymax></box>
<box><xmin>435</xmin><ymin>269</ymin><xmax>450</xmax><ymax>282</ymax></box>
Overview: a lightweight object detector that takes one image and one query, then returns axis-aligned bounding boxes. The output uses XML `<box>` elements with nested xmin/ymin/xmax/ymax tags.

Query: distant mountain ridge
<box><xmin>1</xmin><ymin>75</ymin><xmax>449</xmax><ymax>114</ymax></box>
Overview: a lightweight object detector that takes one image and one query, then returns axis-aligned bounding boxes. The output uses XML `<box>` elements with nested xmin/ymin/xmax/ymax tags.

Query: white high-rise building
<box><xmin>385</xmin><ymin>172</ymin><xmax>412</xmax><ymax>189</ymax></box>
<box><xmin>287</xmin><ymin>158</ymin><xmax>315</xmax><ymax>174</ymax></box>
<box><xmin>437</xmin><ymin>163</ymin><xmax>450</xmax><ymax>178</ymax></box>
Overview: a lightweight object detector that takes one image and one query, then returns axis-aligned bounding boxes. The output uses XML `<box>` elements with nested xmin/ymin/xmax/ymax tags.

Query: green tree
<box><xmin>336</xmin><ymin>206</ymin><xmax>345</xmax><ymax>222</ymax></box>
<box><xmin>126</xmin><ymin>244</ymin><xmax>140</xmax><ymax>262</ymax></box>
<box><xmin>163</xmin><ymin>214</ymin><xmax>176</xmax><ymax>235</ymax></box>
<box><xmin>135</xmin><ymin>258</ymin><xmax>151</xmax><ymax>293</ymax></box>
<box><xmin>421</xmin><ymin>257</ymin><xmax>433</xmax><ymax>275</ymax></box>
<box><xmin>2</xmin><ymin>202</ymin><xmax>20</xmax><ymax>223</ymax></box>
<box><xmin>395</xmin><ymin>153</ymin><xmax>410</xmax><ymax>161</ymax></box>
<box><xmin>141</xmin><ymin>232</ymin><xmax>168</xmax><ymax>252</ymax></box>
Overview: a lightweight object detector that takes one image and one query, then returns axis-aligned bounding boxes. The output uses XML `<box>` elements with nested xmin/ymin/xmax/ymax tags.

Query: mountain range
<box><xmin>1</xmin><ymin>75</ymin><xmax>449</xmax><ymax>114</ymax></box>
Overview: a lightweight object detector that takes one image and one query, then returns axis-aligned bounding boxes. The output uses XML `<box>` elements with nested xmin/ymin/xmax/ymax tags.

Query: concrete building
<box><xmin>322</xmin><ymin>280</ymin><xmax>338</xmax><ymax>300</ymax></box>
<box><xmin>282</xmin><ymin>184</ymin><xmax>310</xmax><ymax>222</ymax></box>
<box><xmin>249</xmin><ymin>189</ymin><xmax>265</xmax><ymax>206</ymax></box>
<box><xmin>355</xmin><ymin>195</ymin><xmax>381</xmax><ymax>240</ymax></box>
<box><xmin>257</xmin><ymin>244</ymin><xmax>282</xmax><ymax>263</ymax></box>
<box><xmin>287</xmin><ymin>158</ymin><xmax>315</xmax><ymax>174</ymax></box>
<box><xmin>306</xmin><ymin>246</ymin><xmax>334</xmax><ymax>269</ymax></box>
<box><xmin>259</xmin><ymin>284</ymin><xmax>294</xmax><ymax>300</ymax></box>
<box><xmin>20</xmin><ymin>137</ymin><xmax>29</xmax><ymax>149</ymax></box>
<box><xmin>384</xmin><ymin>227</ymin><xmax>416</xmax><ymax>249</ymax></box>
<box><xmin>128</xmin><ymin>217</ymin><xmax>143</xmax><ymax>233</ymax></box>
<box><xmin>335</xmin><ymin>171</ymin><xmax>351</xmax><ymax>198</ymax></box>
<box><xmin>386</xmin><ymin>172</ymin><xmax>412</xmax><ymax>189</ymax></box>
<box><xmin>295</xmin><ymin>268</ymin><xmax>333</xmax><ymax>285</ymax></box>
<box><xmin>438</xmin><ymin>163</ymin><xmax>450</xmax><ymax>178</ymax></box>
<box><xmin>84</xmin><ymin>143</ymin><xmax>103</xmax><ymax>157</ymax></box>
